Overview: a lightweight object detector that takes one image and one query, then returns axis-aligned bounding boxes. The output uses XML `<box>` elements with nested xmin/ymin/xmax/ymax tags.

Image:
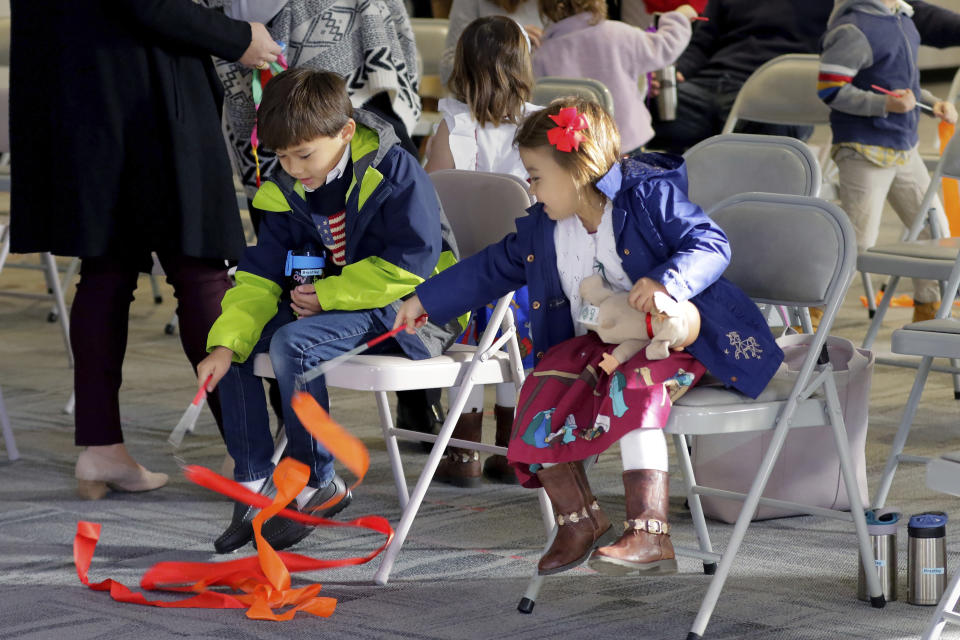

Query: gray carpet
<box><xmin>5</xmin><ymin>102</ymin><xmax>960</xmax><ymax>639</ymax></box>
<box><xmin>3</xmin><ymin>261</ymin><xmax>960</xmax><ymax>640</ymax></box>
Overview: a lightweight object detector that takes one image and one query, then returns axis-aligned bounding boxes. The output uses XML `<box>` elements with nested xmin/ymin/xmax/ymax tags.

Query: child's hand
<box><xmin>934</xmin><ymin>100</ymin><xmax>958</xmax><ymax>125</ymax></box>
<box><xmin>197</xmin><ymin>346</ymin><xmax>234</xmax><ymax>393</ymax></box>
<box><xmin>394</xmin><ymin>295</ymin><xmax>429</xmax><ymax>334</ymax></box>
<box><xmin>291</xmin><ymin>284</ymin><xmax>323</xmax><ymax>317</ymax></box>
<box><xmin>674</xmin><ymin>4</ymin><xmax>700</xmax><ymax>20</ymax></box>
<box><xmin>628</xmin><ymin>277</ymin><xmax>670</xmax><ymax>313</ymax></box>
<box><xmin>885</xmin><ymin>89</ymin><xmax>916</xmax><ymax>114</ymax></box>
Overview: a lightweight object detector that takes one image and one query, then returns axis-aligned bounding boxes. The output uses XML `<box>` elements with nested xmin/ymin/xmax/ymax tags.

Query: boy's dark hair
<box><xmin>257</xmin><ymin>68</ymin><xmax>354</xmax><ymax>150</ymax></box>
<box><xmin>448</xmin><ymin>16</ymin><xmax>533</xmax><ymax>127</ymax></box>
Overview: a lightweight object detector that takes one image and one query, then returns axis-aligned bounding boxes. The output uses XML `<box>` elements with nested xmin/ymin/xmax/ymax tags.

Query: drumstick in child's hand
<box><xmin>870</xmin><ymin>84</ymin><xmax>934</xmax><ymax>113</ymax></box>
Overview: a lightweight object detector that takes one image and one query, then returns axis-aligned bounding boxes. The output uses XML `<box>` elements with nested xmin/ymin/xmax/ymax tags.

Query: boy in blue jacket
<box><xmin>818</xmin><ymin>0</ymin><xmax>957</xmax><ymax>322</ymax></box>
<box><xmin>197</xmin><ymin>69</ymin><xmax>462</xmax><ymax>554</ymax></box>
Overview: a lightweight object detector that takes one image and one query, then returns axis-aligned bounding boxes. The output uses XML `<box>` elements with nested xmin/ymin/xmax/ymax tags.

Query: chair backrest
<box><xmin>683</xmin><ymin>134</ymin><xmax>821</xmax><ymax>211</ymax></box>
<box><xmin>710</xmin><ymin>192</ymin><xmax>855</xmax><ymax>312</ymax></box>
<box><xmin>410</xmin><ymin>18</ymin><xmax>448</xmax><ymax>77</ymax></box>
<box><xmin>721</xmin><ymin>54</ymin><xmax>831</xmax><ymax>134</ymax></box>
<box><xmin>430</xmin><ymin>170</ymin><xmax>532</xmax><ymax>258</ymax></box>
<box><xmin>532</xmin><ymin>76</ymin><xmax>616</xmax><ymax>116</ymax></box>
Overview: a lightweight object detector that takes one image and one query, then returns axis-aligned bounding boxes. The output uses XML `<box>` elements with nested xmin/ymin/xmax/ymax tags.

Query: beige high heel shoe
<box><xmin>75</xmin><ymin>444</ymin><xmax>169</xmax><ymax>499</ymax></box>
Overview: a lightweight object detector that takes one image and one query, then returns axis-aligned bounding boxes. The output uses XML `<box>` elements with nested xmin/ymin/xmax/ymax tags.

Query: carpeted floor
<box><xmin>4</xmin><ymin>99</ymin><xmax>960</xmax><ymax>639</ymax></box>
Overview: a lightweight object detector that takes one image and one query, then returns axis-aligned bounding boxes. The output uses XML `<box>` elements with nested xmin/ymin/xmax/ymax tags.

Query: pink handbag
<box><xmin>690</xmin><ymin>334</ymin><xmax>873</xmax><ymax>523</ymax></box>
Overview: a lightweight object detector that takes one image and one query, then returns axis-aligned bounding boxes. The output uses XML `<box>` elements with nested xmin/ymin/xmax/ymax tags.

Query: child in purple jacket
<box><xmin>533</xmin><ymin>0</ymin><xmax>698</xmax><ymax>152</ymax></box>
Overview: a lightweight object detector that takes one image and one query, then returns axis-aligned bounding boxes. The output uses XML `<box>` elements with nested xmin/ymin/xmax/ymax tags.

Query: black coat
<box><xmin>9</xmin><ymin>0</ymin><xmax>250</xmax><ymax>260</ymax></box>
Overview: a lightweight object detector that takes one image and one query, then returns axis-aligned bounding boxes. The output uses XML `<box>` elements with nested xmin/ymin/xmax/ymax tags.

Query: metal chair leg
<box><xmin>0</xmin><ymin>386</ymin><xmax>19</xmax><ymax>461</ymax></box>
<box><xmin>873</xmin><ymin>355</ymin><xmax>933</xmax><ymax>508</ymax></box>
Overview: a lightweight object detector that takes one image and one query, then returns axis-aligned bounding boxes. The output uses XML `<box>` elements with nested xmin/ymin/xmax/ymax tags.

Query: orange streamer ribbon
<box><xmin>939</xmin><ymin>121</ymin><xmax>960</xmax><ymax>236</ymax></box>
<box><xmin>73</xmin><ymin>394</ymin><xmax>392</xmax><ymax>621</ymax></box>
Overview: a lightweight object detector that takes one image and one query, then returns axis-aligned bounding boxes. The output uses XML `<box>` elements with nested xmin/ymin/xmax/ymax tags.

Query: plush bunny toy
<box><xmin>578</xmin><ymin>274</ymin><xmax>701</xmax><ymax>375</ymax></box>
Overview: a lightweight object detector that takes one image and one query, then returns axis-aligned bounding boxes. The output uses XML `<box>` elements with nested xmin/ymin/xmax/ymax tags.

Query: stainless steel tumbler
<box><xmin>858</xmin><ymin>508</ymin><xmax>900</xmax><ymax>602</ymax></box>
<box><xmin>655</xmin><ymin>65</ymin><xmax>677</xmax><ymax>122</ymax></box>
<box><xmin>908</xmin><ymin>512</ymin><xmax>948</xmax><ymax>606</ymax></box>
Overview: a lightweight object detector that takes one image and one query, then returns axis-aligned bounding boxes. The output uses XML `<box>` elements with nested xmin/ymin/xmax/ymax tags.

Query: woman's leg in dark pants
<box><xmin>71</xmin><ymin>256</ymin><xmax>140</xmax><ymax>446</ymax></box>
<box><xmin>157</xmin><ymin>254</ymin><xmax>234</xmax><ymax>436</ymax></box>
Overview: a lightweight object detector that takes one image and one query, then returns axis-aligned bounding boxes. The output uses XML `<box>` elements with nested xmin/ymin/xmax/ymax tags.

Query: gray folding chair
<box><xmin>532</xmin><ymin>76</ymin><xmax>616</xmax><ymax>116</ymax></box>
<box><xmin>858</xmin><ymin>131</ymin><xmax>960</xmax><ymax>356</ymax></box>
<box><xmin>516</xmin><ymin>193</ymin><xmax>884</xmax><ymax>638</ymax></box>
<box><xmin>252</xmin><ymin>170</ymin><xmax>549</xmax><ymax>585</ymax></box>
<box><xmin>411</xmin><ymin>18</ymin><xmax>448</xmax><ymax>137</ymax></box>
<box><xmin>683</xmin><ymin>133</ymin><xmax>821</xmax><ymax>212</ymax></box>
<box><xmin>872</xmin><ymin>245</ymin><xmax>960</xmax><ymax>508</ymax></box>
<box><xmin>721</xmin><ymin>54</ymin><xmax>830</xmax><ymax>136</ymax></box>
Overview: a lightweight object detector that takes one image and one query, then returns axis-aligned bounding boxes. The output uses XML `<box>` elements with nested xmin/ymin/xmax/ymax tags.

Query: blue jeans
<box><xmin>218</xmin><ymin>306</ymin><xmax>401</xmax><ymax>487</ymax></box>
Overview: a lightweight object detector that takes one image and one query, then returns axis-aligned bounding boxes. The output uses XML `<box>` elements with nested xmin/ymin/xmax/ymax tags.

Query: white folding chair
<box><xmin>683</xmin><ymin>133</ymin><xmax>821</xmax><ymax>212</ymax></box>
<box><xmin>0</xmin><ymin>384</ymin><xmax>18</xmax><ymax>462</ymax></box>
<box><xmin>871</xmin><ymin>246</ymin><xmax>960</xmax><ymax>508</ymax></box>
<box><xmin>922</xmin><ymin>452</ymin><xmax>960</xmax><ymax>640</ymax></box>
<box><xmin>254</xmin><ymin>170</ymin><xmax>549</xmax><ymax>584</ymax></box>
<box><xmin>532</xmin><ymin>76</ymin><xmax>616</xmax><ymax>117</ymax></box>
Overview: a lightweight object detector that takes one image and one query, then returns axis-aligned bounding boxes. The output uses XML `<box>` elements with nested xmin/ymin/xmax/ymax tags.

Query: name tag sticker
<box><xmin>922</xmin><ymin>567</ymin><xmax>946</xmax><ymax>575</ymax></box>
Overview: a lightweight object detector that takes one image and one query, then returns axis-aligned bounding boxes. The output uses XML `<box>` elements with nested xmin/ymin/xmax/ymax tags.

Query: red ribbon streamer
<box><xmin>74</xmin><ymin>396</ymin><xmax>393</xmax><ymax>621</ymax></box>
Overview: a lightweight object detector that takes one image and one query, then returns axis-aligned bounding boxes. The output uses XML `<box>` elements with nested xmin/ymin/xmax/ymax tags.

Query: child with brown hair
<box><xmin>197</xmin><ymin>68</ymin><xmax>463</xmax><ymax>554</ymax></box>
<box><xmin>533</xmin><ymin>0</ymin><xmax>698</xmax><ymax>153</ymax></box>
<box><xmin>396</xmin><ymin>97</ymin><xmax>782</xmax><ymax>576</ymax></box>
<box><xmin>424</xmin><ymin>15</ymin><xmax>540</xmax><ymax>486</ymax></box>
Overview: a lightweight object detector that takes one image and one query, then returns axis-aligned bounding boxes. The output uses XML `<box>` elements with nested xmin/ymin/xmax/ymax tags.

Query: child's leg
<box><xmin>434</xmin><ymin>383</ymin><xmax>485</xmax><ymax>487</ymax></box>
<box><xmin>483</xmin><ymin>381</ymin><xmax>521</xmax><ymax>483</ymax></box>
<box><xmin>268</xmin><ymin>309</ymin><xmax>394</xmax><ymax>490</ymax></box>
<box><xmin>591</xmin><ymin>428</ymin><xmax>677</xmax><ymax>576</ymax></box>
<box><xmin>215</xmin><ymin>308</ymin><xmax>296</xmax><ymax>486</ymax></box>
<box><xmin>887</xmin><ymin>148</ymin><xmax>949</xmax><ymax>307</ymax></box>
<box><xmin>618</xmin><ymin>427</ymin><xmax>669</xmax><ymax>472</ymax></box>
<box><xmin>834</xmin><ymin>147</ymin><xmax>898</xmax><ymax>253</ymax></box>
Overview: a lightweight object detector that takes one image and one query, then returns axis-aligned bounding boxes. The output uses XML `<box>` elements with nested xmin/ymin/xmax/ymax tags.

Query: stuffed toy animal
<box><xmin>578</xmin><ymin>274</ymin><xmax>701</xmax><ymax>375</ymax></box>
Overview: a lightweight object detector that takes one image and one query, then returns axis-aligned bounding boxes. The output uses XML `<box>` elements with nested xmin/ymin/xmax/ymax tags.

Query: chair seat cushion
<box><xmin>892</xmin><ymin>319</ymin><xmax>960</xmax><ymax>358</ymax></box>
<box><xmin>857</xmin><ymin>239</ymin><xmax>960</xmax><ymax>279</ymax></box>
<box><xmin>665</xmin><ymin>376</ymin><xmax>825</xmax><ymax>435</ymax></box>
<box><xmin>253</xmin><ymin>345</ymin><xmax>515</xmax><ymax>392</ymax></box>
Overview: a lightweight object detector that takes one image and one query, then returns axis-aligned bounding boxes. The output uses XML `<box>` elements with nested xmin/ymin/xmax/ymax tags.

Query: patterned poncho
<box><xmin>200</xmin><ymin>0</ymin><xmax>422</xmax><ymax>198</ymax></box>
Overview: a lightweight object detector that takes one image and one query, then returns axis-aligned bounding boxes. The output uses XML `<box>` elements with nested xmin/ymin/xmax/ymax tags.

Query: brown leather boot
<box><xmin>434</xmin><ymin>410</ymin><xmax>482</xmax><ymax>488</ymax></box>
<box><xmin>589</xmin><ymin>469</ymin><xmax>678</xmax><ymax>576</ymax></box>
<box><xmin>537</xmin><ymin>461</ymin><xmax>614</xmax><ymax>575</ymax></box>
<box><xmin>482</xmin><ymin>405</ymin><xmax>519</xmax><ymax>484</ymax></box>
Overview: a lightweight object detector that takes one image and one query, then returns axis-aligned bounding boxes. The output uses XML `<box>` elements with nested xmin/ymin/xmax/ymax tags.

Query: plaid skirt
<box><xmin>507</xmin><ymin>332</ymin><xmax>706</xmax><ymax>488</ymax></box>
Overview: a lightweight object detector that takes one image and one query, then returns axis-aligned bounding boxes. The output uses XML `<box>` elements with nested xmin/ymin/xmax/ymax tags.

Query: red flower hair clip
<box><xmin>547</xmin><ymin>107</ymin><xmax>589</xmax><ymax>152</ymax></box>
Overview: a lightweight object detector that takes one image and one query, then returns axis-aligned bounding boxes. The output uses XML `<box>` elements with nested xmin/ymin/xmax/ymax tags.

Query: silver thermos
<box><xmin>858</xmin><ymin>508</ymin><xmax>900</xmax><ymax>602</ymax></box>
<box><xmin>908</xmin><ymin>512</ymin><xmax>948</xmax><ymax>605</ymax></box>
<box><xmin>655</xmin><ymin>65</ymin><xmax>678</xmax><ymax>122</ymax></box>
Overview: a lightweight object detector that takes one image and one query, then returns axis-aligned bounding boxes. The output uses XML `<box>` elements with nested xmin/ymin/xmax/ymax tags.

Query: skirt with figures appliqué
<box><xmin>507</xmin><ymin>332</ymin><xmax>706</xmax><ymax>488</ymax></box>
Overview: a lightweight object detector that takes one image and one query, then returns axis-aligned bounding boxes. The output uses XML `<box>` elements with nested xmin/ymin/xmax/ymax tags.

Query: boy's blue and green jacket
<box><xmin>207</xmin><ymin>109</ymin><xmax>464</xmax><ymax>362</ymax></box>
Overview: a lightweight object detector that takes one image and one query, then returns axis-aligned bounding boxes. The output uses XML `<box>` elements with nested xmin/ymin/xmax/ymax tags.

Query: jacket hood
<box><xmin>351</xmin><ymin>107</ymin><xmax>401</xmax><ymax>170</ymax></box>
<box><xmin>828</xmin><ymin>0</ymin><xmax>909</xmax><ymax>28</ymax></box>
<box><xmin>596</xmin><ymin>152</ymin><xmax>689</xmax><ymax>201</ymax></box>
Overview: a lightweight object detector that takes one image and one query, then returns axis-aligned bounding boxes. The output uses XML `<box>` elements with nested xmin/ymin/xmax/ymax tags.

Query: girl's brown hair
<box><xmin>538</xmin><ymin>0</ymin><xmax>607</xmax><ymax>25</ymax></box>
<box><xmin>447</xmin><ymin>16</ymin><xmax>533</xmax><ymax>127</ymax></box>
<box><xmin>515</xmin><ymin>96</ymin><xmax>620</xmax><ymax>190</ymax></box>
